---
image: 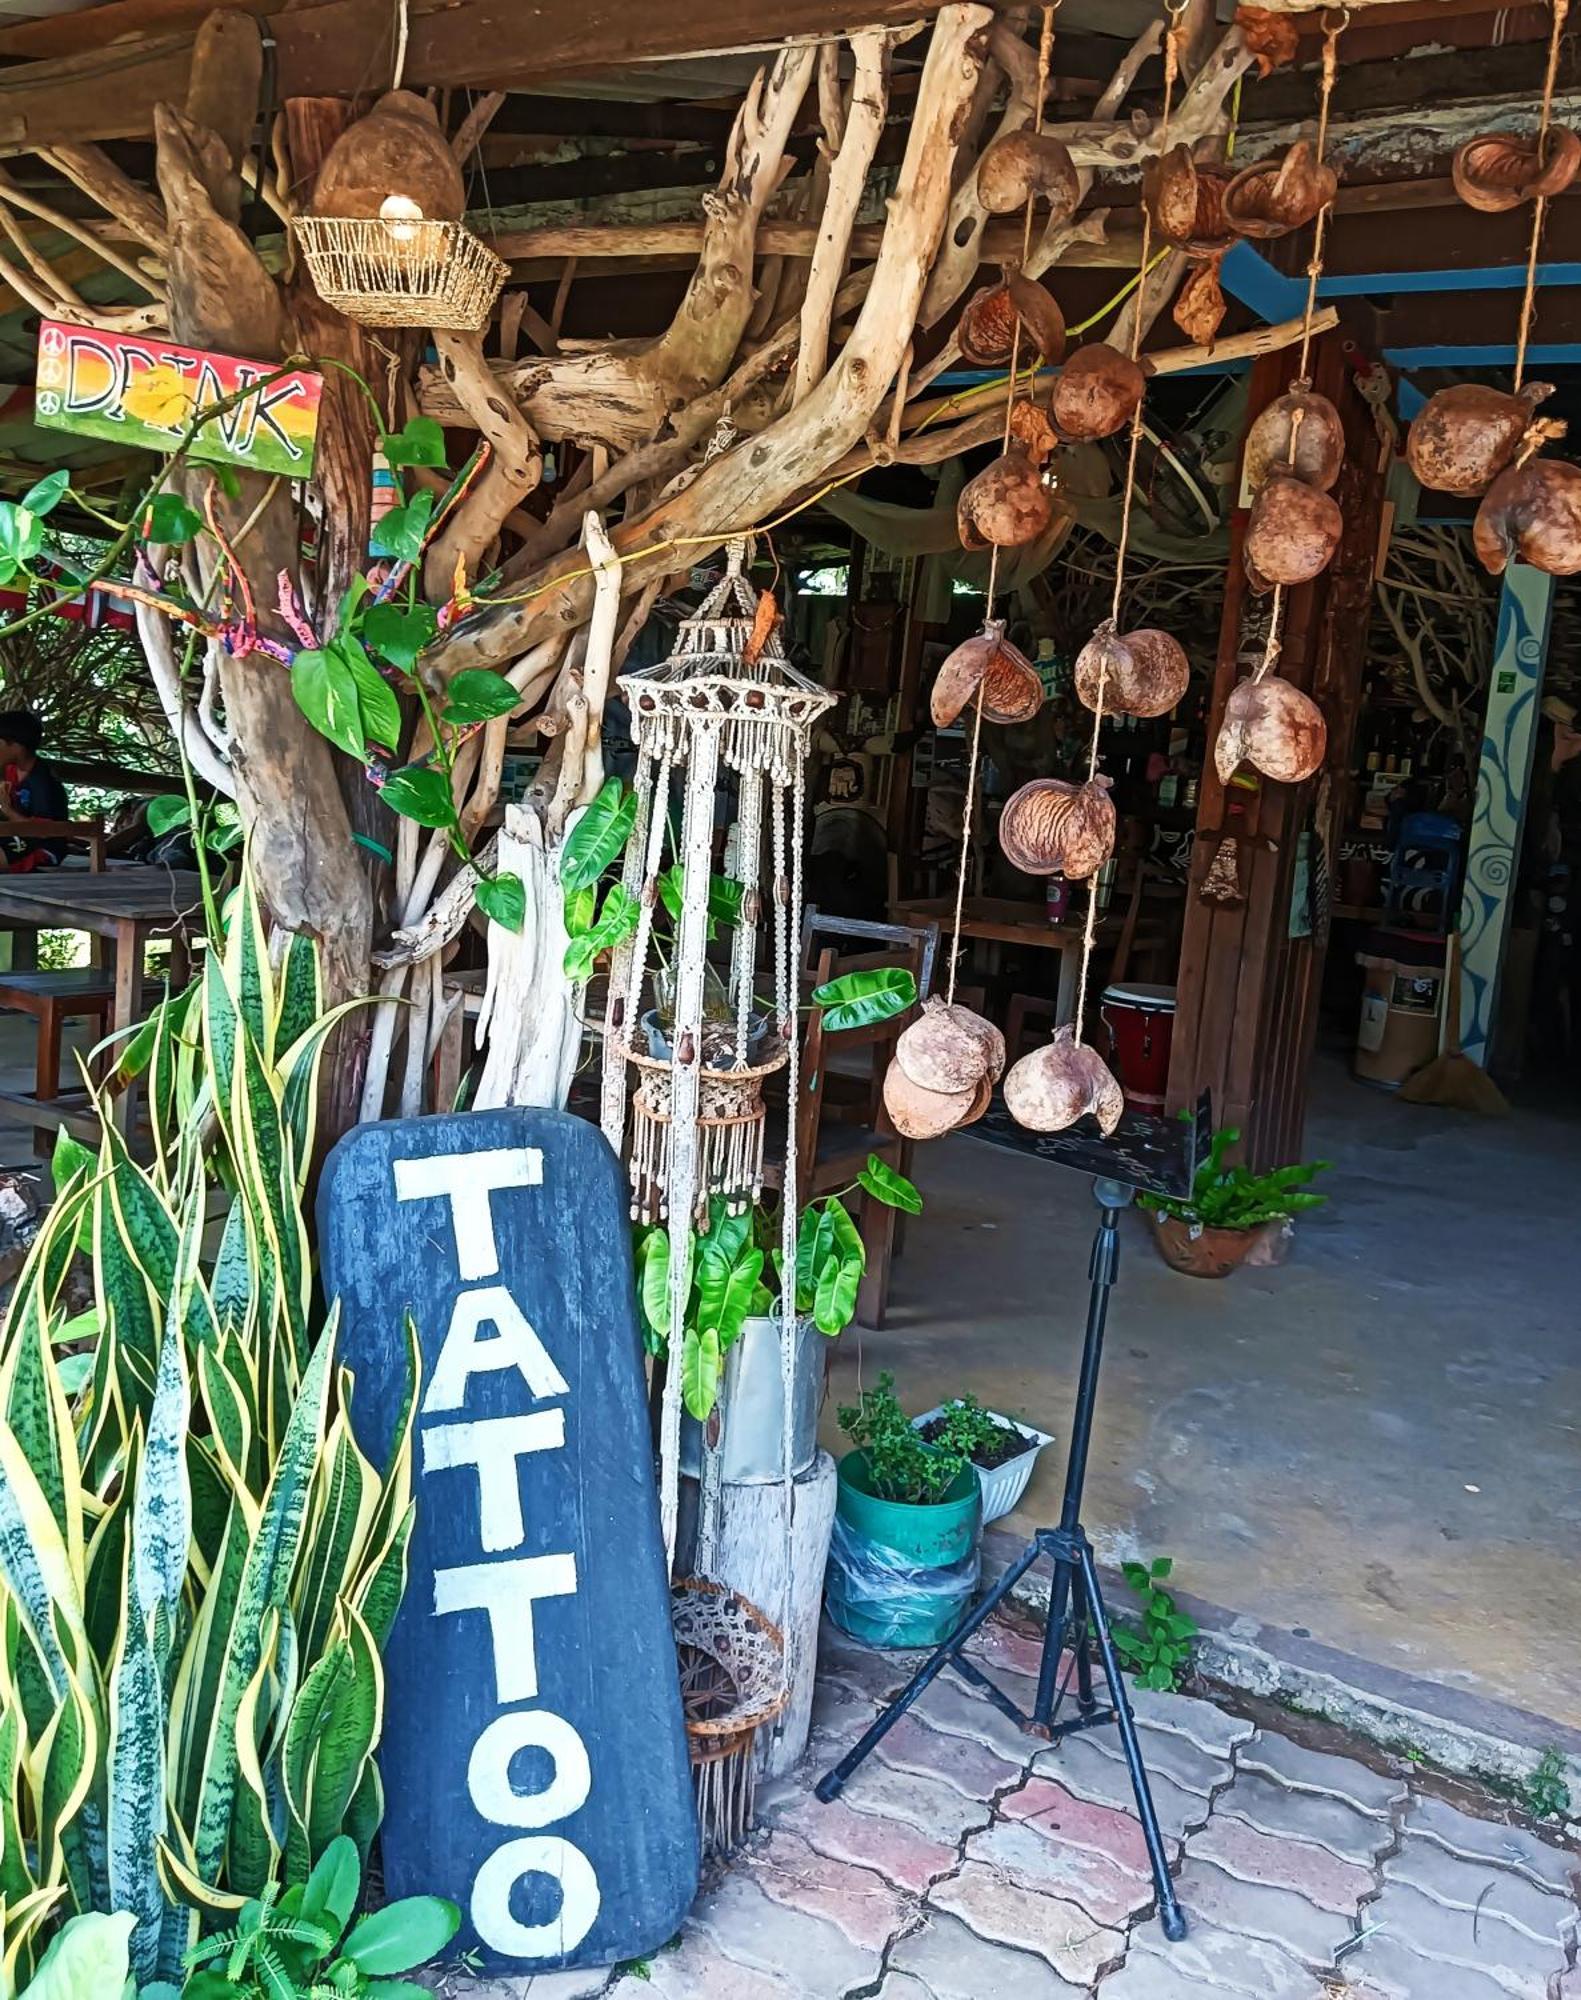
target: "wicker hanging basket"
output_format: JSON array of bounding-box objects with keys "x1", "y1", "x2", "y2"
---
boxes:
[
  {"x1": 673, "y1": 1577, "x2": 788, "y2": 1857},
  {"x1": 292, "y1": 213, "x2": 507, "y2": 331}
]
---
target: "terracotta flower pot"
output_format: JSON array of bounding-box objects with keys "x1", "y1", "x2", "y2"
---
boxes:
[{"x1": 1149, "y1": 1212, "x2": 1293, "y2": 1278}]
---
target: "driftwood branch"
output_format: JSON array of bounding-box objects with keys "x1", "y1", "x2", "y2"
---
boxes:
[
  {"x1": 424, "y1": 327, "x2": 545, "y2": 596},
  {"x1": 795, "y1": 28, "x2": 892, "y2": 404}
]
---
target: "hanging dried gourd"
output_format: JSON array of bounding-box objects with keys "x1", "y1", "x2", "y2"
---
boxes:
[
  {"x1": 1244, "y1": 472, "x2": 1343, "y2": 588},
  {"x1": 958, "y1": 271, "x2": 1066, "y2": 367},
  {"x1": 311, "y1": 90, "x2": 467, "y2": 220},
  {"x1": 1223, "y1": 140, "x2": 1338, "y2": 238},
  {"x1": 1473, "y1": 457, "x2": 1581, "y2": 575},
  {"x1": 1050, "y1": 344, "x2": 1146, "y2": 441},
  {"x1": 1143, "y1": 145, "x2": 1235, "y2": 255},
  {"x1": 958, "y1": 443, "x2": 1054, "y2": 550},
  {"x1": 998, "y1": 774, "x2": 1115, "y2": 878},
  {"x1": 977, "y1": 130, "x2": 1081, "y2": 221},
  {"x1": 1004, "y1": 1026, "x2": 1124, "y2": 1136},
  {"x1": 1173, "y1": 257, "x2": 1229, "y2": 347},
  {"x1": 1214, "y1": 674, "x2": 1327, "y2": 785},
  {"x1": 883, "y1": 1061, "x2": 991, "y2": 1139},
  {"x1": 1407, "y1": 382, "x2": 1559, "y2": 496},
  {"x1": 1452, "y1": 128, "x2": 1581, "y2": 212},
  {"x1": 930, "y1": 622, "x2": 1044, "y2": 727},
  {"x1": 1244, "y1": 389, "x2": 1345, "y2": 493},
  {"x1": 1074, "y1": 622, "x2": 1189, "y2": 719}
]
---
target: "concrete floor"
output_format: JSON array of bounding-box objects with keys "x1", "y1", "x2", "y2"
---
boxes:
[{"x1": 824, "y1": 1055, "x2": 1581, "y2": 1735}]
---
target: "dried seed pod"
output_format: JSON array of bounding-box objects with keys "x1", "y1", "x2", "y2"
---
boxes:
[
  {"x1": 882, "y1": 1056, "x2": 979, "y2": 1140},
  {"x1": 1173, "y1": 257, "x2": 1228, "y2": 347},
  {"x1": 1008, "y1": 396, "x2": 1059, "y2": 467},
  {"x1": 1223, "y1": 141, "x2": 1337, "y2": 239},
  {"x1": 1452, "y1": 128, "x2": 1581, "y2": 213},
  {"x1": 1244, "y1": 472, "x2": 1343, "y2": 587},
  {"x1": 1244, "y1": 389, "x2": 1345, "y2": 494},
  {"x1": 1050, "y1": 344, "x2": 1146, "y2": 442},
  {"x1": 958, "y1": 444, "x2": 1054, "y2": 551},
  {"x1": 998, "y1": 774, "x2": 1116, "y2": 880},
  {"x1": 1005, "y1": 270, "x2": 1066, "y2": 365},
  {"x1": 1143, "y1": 144, "x2": 1234, "y2": 255},
  {"x1": 951, "y1": 1005, "x2": 1007, "y2": 1085},
  {"x1": 1074, "y1": 622, "x2": 1189, "y2": 720},
  {"x1": 1472, "y1": 457, "x2": 1581, "y2": 577},
  {"x1": 1238, "y1": 6, "x2": 1300, "y2": 75},
  {"x1": 958, "y1": 282, "x2": 1019, "y2": 367},
  {"x1": 929, "y1": 622, "x2": 1044, "y2": 728},
  {"x1": 958, "y1": 1072, "x2": 995, "y2": 1130},
  {"x1": 1214, "y1": 674, "x2": 1327, "y2": 786},
  {"x1": 896, "y1": 998, "x2": 990, "y2": 1096},
  {"x1": 977, "y1": 130, "x2": 1081, "y2": 221},
  {"x1": 1004, "y1": 1024, "x2": 1124, "y2": 1137},
  {"x1": 1406, "y1": 382, "x2": 1556, "y2": 497},
  {"x1": 312, "y1": 90, "x2": 468, "y2": 220}
]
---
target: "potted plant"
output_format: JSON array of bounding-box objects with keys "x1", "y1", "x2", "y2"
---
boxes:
[
  {"x1": 647, "y1": 1154, "x2": 923, "y2": 1483},
  {"x1": 911, "y1": 1393, "x2": 1054, "y2": 1524},
  {"x1": 827, "y1": 1373, "x2": 982, "y2": 1648},
  {"x1": 1138, "y1": 1125, "x2": 1331, "y2": 1278}
]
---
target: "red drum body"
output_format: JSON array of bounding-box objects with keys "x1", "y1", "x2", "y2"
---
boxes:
[{"x1": 1099, "y1": 982, "x2": 1177, "y2": 1111}]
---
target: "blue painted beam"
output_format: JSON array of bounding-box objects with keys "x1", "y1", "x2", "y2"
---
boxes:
[
  {"x1": 1383, "y1": 343, "x2": 1581, "y2": 367},
  {"x1": 1221, "y1": 239, "x2": 1581, "y2": 315}
]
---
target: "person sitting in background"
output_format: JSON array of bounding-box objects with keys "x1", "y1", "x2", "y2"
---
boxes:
[{"x1": 0, "y1": 708, "x2": 69, "y2": 870}]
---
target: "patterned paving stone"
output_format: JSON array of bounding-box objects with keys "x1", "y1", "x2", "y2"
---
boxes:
[
  {"x1": 872, "y1": 1709, "x2": 1026, "y2": 1801},
  {"x1": 1186, "y1": 1812, "x2": 1375, "y2": 1915},
  {"x1": 1237, "y1": 1733, "x2": 1407, "y2": 1818},
  {"x1": 743, "y1": 1828, "x2": 913, "y2": 1953},
  {"x1": 914, "y1": 1669, "x2": 1044, "y2": 1768},
  {"x1": 888, "y1": 1908, "x2": 1087, "y2": 1998},
  {"x1": 1124, "y1": 1916, "x2": 1331, "y2": 2000},
  {"x1": 810, "y1": 1758, "x2": 995, "y2": 1848},
  {"x1": 606, "y1": 1932, "x2": 816, "y2": 2000},
  {"x1": 1000, "y1": 1773, "x2": 1165, "y2": 1877},
  {"x1": 1214, "y1": 1769, "x2": 1395, "y2": 1866},
  {"x1": 1172, "y1": 1858, "x2": 1356, "y2": 1969},
  {"x1": 1037, "y1": 1732, "x2": 1209, "y2": 1842},
  {"x1": 770, "y1": 1788, "x2": 960, "y2": 1895},
  {"x1": 1126, "y1": 1685, "x2": 1257, "y2": 1760},
  {"x1": 929, "y1": 1859, "x2": 1127, "y2": 1985},
  {"x1": 1361, "y1": 1880, "x2": 1567, "y2": 2000},
  {"x1": 1405, "y1": 1793, "x2": 1580, "y2": 1896},
  {"x1": 966, "y1": 1818, "x2": 1157, "y2": 1930},
  {"x1": 1036, "y1": 1719, "x2": 1230, "y2": 1800},
  {"x1": 1384, "y1": 1832, "x2": 1578, "y2": 1947},
  {"x1": 1339, "y1": 1931, "x2": 1540, "y2": 2000},
  {"x1": 811, "y1": 1675, "x2": 881, "y2": 1740},
  {"x1": 818, "y1": 1622, "x2": 925, "y2": 1705},
  {"x1": 873, "y1": 1976, "x2": 934, "y2": 2000},
  {"x1": 449, "y1": 1971, "x2": 612, "y2": 1998},
  {"x1": 690, "y1": 1872, "x2": 879, "y2": 1994},
  {"x1": 966, "y1": 1617, "x2": 1049, "y2": 1681}
]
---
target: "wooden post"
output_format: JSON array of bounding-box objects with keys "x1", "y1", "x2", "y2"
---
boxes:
[{"x1": 1167, "y1": 333, "x2": 1391, "y2": 1167}]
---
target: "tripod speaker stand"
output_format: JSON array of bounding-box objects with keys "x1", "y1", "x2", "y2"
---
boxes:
[{"x1": 817, "y1": 1174, "x2": 1188, "y2": 1942}]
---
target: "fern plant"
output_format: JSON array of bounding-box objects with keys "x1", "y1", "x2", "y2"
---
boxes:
[
  {"x1": 0, "y1": 871, "x2": 417, "y2": 1994},
  {"x1": 1138, "y1": 1126, "x2": 1330, "y2": 1233}
]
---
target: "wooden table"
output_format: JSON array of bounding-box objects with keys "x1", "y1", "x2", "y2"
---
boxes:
[
  {"x1": 0, "y1": 866, "x2": 203, "y2": 1136},
  {"x1": 889, "y1": 894, "x2": 1122, "y2": 1026}
]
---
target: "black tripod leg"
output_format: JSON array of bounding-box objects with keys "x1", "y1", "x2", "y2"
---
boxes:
[
  {"x1": 816, "y1": 1534, "x2": 1045, "y2": 1803},
  {"x1": 1070, "y1": 1562, "x2": 1097, "y2": 1716},
  {"x1": 1079, "y1": 1541, "x2": 1187, "y2": 1942},
  {"x1": 1032, "y1": 1552, "x2": 1074, "y2": 1730}
]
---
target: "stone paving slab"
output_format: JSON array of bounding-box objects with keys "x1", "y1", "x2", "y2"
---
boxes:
[
  {"x1": 1238, "y1": 1731, "x2": 1408, "y2": 1818},
  {"x1": 999, "y1": 1772, "x2": 1169, "y2": 1878},
  {"x1": 1098, "y1": 1947, "x2": 1329, "y2": 2000},
  {"x1": 966, "y1": 1814, "x2": 1160, "y2": 1929},
  {"x1": 1405, "y1": 1792, "x2": 1580, "y2": 1895},
  {"x1": 1184, "y1": 1810, "x2": 1376, "y2": 1915},
  {"x1": 1360, "y1": 1880, "x2": 1567, "y2": 2000},
  {"x1": 888, "y1": 1908, "x2": 1087, "y2": 1998},
  {"x1": 807, "y1": 1758, "x2": 996, "y2": 1847},
  {"x1": 928, "y1": 1858, "x2": 1127, "y2": 1984},
  {"x1": 1172, "y1": 1857, "x2": 1356, "y2": 1968},
  {"x1": 1038, "y1": 1731, "x2": 1210, "y2": 1843},
  {"x1": 869, "y1": 1707, "x2": 1026, "y2": 1800},
  {"x1": 604, "y1": 1932, "x2": 815, "y2": 2000},
  {"x1": 1338, "y1": 1930, "x2": 1545, "y2": 2000},
  {"x1": 689, "y1": 1872, "x2": 879, "y2": 1993},
  {"x1": 1122, "y1": 1918, "x2": 1329, "y2": 2000},
  {"x1": 913, "y1": 1668, "x2": 1045, "y2": 1767},
  {"x1": 742, "y1": 1827, "x2": 914, "y2": 1953},
  {"x1": 1034, "y1": 1716, "x2": 1230, "y2": 1800},
  {"x1": 1214, "y1": 1767, "x2": 1396, "y2": 1865},
  {"x1": 767, "y1": 1788, "x2": 960, "y2": 1895},
  {"x1": 1384, "y1": 1831, "x2": 1579, "y2": 1946}
]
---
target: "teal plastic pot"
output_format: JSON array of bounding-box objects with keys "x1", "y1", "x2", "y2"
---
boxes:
[{"x1": 826, "y1": 1448, "x2": 982, "y2": 1648}]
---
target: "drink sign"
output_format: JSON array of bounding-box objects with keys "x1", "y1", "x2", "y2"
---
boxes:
[
  {"x1": 319, "y1": 1107, "x2": 698, "y2": 1972},
  {"x1": 34, "y1": 319, "x2": 321, "y2": 477}
]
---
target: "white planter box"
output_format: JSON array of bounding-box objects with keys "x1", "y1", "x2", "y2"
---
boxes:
[{"x1": 911, "y1": 1404, "x2": 1055, "y2": 1525}]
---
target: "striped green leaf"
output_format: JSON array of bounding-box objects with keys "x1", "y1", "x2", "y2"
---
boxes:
[
  {"x1": 274, "y1": 931, "x2": 322, "y2": 1078},
  {"x1": 224, "y1": 865, "x2": 274, "y2": 1067},
  {"x1": 105, "y1": 1538, "x2": 165, "y2": 1987},
  {"x1": 292, "y1": 1400, "x2": 376, "y2": 1670}
]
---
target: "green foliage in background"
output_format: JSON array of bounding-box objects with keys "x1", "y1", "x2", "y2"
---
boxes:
[
  {"x1": 838, "y1": 1373, "x2": 970, "y2": 1507},
  {"x1": 1113, "y1": 1557, "x2": 1198, "y2": 1692}
]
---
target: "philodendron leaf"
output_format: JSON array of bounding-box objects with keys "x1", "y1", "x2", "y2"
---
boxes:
[
  {"x1": 21, "y1": 468, "x2": 69, "y2": 518},
  {"x1": 561, "y1": 883, "x2": 639, "y2": 983},
  {"x1": 379, "y1": 764, "x2": 456, "y2": 829},
  {"x1": 559, "y1": 777, "x2": 637, "y2": 893},
  {"x1": 368, "y1": 490, "x2": 435, "y2": 564},
  {"x1": 474, "y1": 871, "x2": 526, "y2": 932},
  {"x1": 381, "y1": 416, "x2": 447, "y2": 469},
  {"x1": 292, "y1": 645, "x2": 365, "y2": 759},
  {"x1": 146, "y1": 794, "x2": 192, "y2": 838},
  {"x1": 442, "y1": 669, "x2": 520, "y2": 726},
  {"x1": 811, "y1": 966, "x2": 917, "y2": 1031},
  {"x1": 680, "y1": 1324, "x2": 722, "y2": 1423},
  {"x1": 858, "y1": 1153, "x2": 923, "y2": 1214}
]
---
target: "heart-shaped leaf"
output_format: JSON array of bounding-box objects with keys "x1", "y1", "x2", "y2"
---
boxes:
[
  {"x1": 339, "y1": 635, "x2": 403, "y2": 752},
  {"x1": 475, "y1": 869, "x2": 525, "y2": 931},
  {"x1": 292, "y1": 645, "x2": 364, "y2": 758},
  {"x1": 21, "y1": 468, "x2": 68, "y2": 518},
  {"x1": 857, "y1": 1153, "x2": 922, "y2": 1214},
  {"x1": 363, "y1": 600, "x2": 437, "y2": 671},
  {"x1": 442, "y1": 668, "x2": 519, "y2": 725},
  {"x1": 146, "y1": 794, "x2": 192, "y2": 837},
  {"x1": 379, "y1": 763, "x2": 456, "y2": 828},
  {"x1": 560, "y1": 778, "x2": 637, "y2": 892},
  {"x1": 811, "y1": 965, "x2": 917, "y2": 1031},
  {"x1": 369, "y1": 489, "x2": 435, "y2": 564},
  {"x1": 560, "y1": 881, "x2": 639, "y2": 982},
  {"x1": 382, "y1": 415, "x2": 447, "y2": 469},
  {"x1": 138, "y1": 491, "x2": 203, "y2": 546}
]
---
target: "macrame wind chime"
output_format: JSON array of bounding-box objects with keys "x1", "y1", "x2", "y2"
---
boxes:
[
  {"x1": 601, "y1": 542, "x2": 832, "y2": 1851},
  {"x1": 1405, "y1": 0, "x2": 1581, "y2": 577}
]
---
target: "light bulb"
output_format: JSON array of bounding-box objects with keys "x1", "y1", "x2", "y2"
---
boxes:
[{"x1": 380, "y1": 193, "x2": 424, "y2": 244}]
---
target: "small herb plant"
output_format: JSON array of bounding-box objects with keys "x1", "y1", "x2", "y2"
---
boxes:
[
  {"x1": 636, "y1": 1157, "x2": 922, "y2": 1422},
  {"x1": 917, "y1": 1394, "x2": 1034, "y2": 1471},
  {"x1": 1520, "y1": 1747, "x2": 1573, "y2": 1822},
  {"x1": 1138, "y1": 1126, "x2": 1330, "y2": 1234},
  {"x1": 1113, "y1": 1556, "x2": 1198, "y2": 1693},
  {"x1": 839, "y1": 1373, "x2": 972, "y2": 1506}
]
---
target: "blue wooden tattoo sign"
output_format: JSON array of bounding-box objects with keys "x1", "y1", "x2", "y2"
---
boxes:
[{"x1": 319, "y1": 1106, "x2": 698, "y2": 1973}]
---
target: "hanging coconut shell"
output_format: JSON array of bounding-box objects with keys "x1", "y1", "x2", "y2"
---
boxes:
[
  {"x1": 1222, "y1": 141, "x2": 1337, "y2": 239},
  {"x1": 1050, "y1": 344, "x2": 1146, "y2": 443},
  {"x1": 1214, "y1": 675, "x2": 1327, "y2": 786},
  {"x1": 977, "y1": 130, "x2": 1081, "y2": 221},
  {"x1": 1004, "y1": 1025, "x2": 1124, "y2": 1136},
  {"x1": 958, "y1": 444, "x2": 1054, "y2": 551},
  {"x1": 1173, "y1": 256, "x2": 1228, "y2": 347},
  {"x1": 895, "y1": 997, "x2": 1006, "y2": 1097},
  {"x1": 998, "y1": 774, "x2": 1115, "y2": 880},
  {"x1": 1005, "y1": 270, "x2": 1067, "y2": 365},
  {"x1": 930, "y1": 622, "x2": 1044, "y2": 728},
  {"x1": 1142, "y1": 144, "x2": 1235, "y2": 256},
  {"x1": 1244, "y1": 473, "x2": 1343, "y2": 587},
  {"x1": 1074, "y1": 622, "x2": 1189, "y2": 720},
  {"x1": 958, "y1": 272, "x2": 1065, "y2": 368},
  {"x1": 1405, "y1": 382, "x2": 1557, "y2": 497},
  {"x1": 1472, "y1": 457, "x2": 1581, "y2": 577},
  {"x1": 1238, "y1": 6, "x2": 1301, "y2": 75},
  {"x1": 882, "y1": 1057, "x2": 979, "y2": 1140},
  {"x1": 1452, "y1": 128, "x2": 1581, "y2": 213},
  {"x1": 1244, "y1": 389, "x2": 1345, "y2": 494},
  {"x1": 311, "y1": 90, "x2": 467, "y2": 221}
]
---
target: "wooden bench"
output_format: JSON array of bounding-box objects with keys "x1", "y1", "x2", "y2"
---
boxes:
[{"x1": 0, "y1": 967, "x2": 124, "y2": 1154}]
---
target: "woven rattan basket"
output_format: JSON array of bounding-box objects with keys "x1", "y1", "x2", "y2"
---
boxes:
[
  {"x1": 673, "y1": 1577, "x2": 787, "y2": 1856},
  {"x1": 293, "y1": 214, "x2": 507, "y2": 331}
]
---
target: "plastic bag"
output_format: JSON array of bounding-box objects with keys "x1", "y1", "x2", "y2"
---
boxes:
[{"x1": 824, "y1": 1512, "x2": 980, "y2": 1649}]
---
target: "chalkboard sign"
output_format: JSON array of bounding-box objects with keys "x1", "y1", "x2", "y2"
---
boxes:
[{"x1": 319, "y1": 1107, "x2": 698, "y2": 1973}]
